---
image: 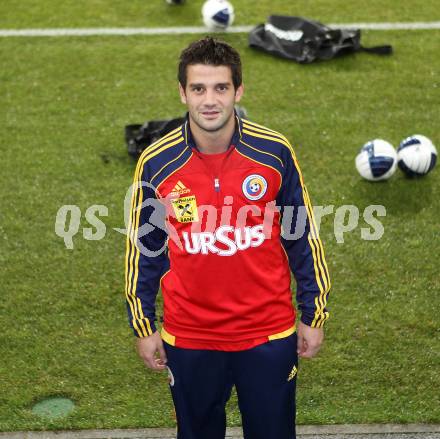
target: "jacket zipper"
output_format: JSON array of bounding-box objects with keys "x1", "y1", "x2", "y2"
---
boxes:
[
  {"x1": 196, "y1": 146, "x2": 235, "y2": 208},
  {"x1": 214, "y1": 178, "x2": 220, "y2": 192},
  {"x1": 213, "y1": 147, "x2": 235, "y2": 207}
]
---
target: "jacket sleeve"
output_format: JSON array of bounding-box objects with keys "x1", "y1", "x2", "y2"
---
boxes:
[
  {"x1": 277, "y1": 143, "x2": 331, "y2": 328},
  {"x1": 125, "y1": 160, "x2": 169, "y2": 337}
]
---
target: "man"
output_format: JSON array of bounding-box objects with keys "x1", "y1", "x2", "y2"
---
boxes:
[{"x1": 125, "y1": 37, "x2": 330, "y2": 439}]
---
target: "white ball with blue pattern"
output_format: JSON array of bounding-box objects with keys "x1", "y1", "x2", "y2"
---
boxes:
[
  {"x1": 397, "y1": 134, "x2": 437, "y2": 177},
  {"x1": 202, "y1": 0, "x2": 234, "y2": 30},
  {"x1": 355, "y1": 139, "x2": 397, "y2": 181}
]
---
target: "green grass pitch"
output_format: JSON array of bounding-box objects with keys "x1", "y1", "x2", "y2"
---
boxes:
[{"x1": 0, "y1": 0, "x2": 439, "y2": 431}]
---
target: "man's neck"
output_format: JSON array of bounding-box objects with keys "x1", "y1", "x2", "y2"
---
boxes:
[{"x1": 190, "y1": 115, "x2": 235, "y2": 154}]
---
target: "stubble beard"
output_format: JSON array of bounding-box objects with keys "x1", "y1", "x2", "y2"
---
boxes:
[{"x1": 191, "y1": 108, "x2": 234, "y2": 134}]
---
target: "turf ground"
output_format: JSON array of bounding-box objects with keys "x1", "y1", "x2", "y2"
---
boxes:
[{"x1": 0, "y1": 0, "x2": 439, "y2": 432}]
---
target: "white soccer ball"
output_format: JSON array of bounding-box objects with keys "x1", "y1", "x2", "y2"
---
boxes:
[
  {"x1": 202, "y1": 0, "x2": 234, "y2": 30},
  {"x1": 250, "y1": 182, "x2": 260, "y2": 193},
  {"x1": 355, "y1": 139, "x2": 397, "y2": 181},
  {"x1": 397, "y1": 134, "x2": 437, "y2": 177}
]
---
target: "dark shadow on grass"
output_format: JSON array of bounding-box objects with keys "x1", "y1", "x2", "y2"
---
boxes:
[
  {"x1": 350, "y1": 174, "x2": 434, "y2": 215},
  {"x1": 99, "y1": 151, "x2": 136, "y2": 166}
]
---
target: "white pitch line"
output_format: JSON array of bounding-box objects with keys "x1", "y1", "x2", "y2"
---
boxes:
[
  {"x1": 0, "y1": 22, "x2": 440, "y2": 37},
  {"x1": 333, "y1": 21, "x2": 440, "y2": 30},
  {"x1": 0, "y1": 26, "x2": 252, "y2": 37}
]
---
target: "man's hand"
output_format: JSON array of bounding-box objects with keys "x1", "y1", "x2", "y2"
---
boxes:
[
  {"x1": 297, "y1": 321, "x2": 324, "y2": 358},
  {"x1": 136, "y1": 331, "x2": 168, "y2": 370}
]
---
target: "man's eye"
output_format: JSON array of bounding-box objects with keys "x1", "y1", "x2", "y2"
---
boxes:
[
  {"x1": 193, "y1": 87, "x2": 204, "y2": 93},
  {"x1": 217, "y1": 85, "x2": 228, "y2": 92}
]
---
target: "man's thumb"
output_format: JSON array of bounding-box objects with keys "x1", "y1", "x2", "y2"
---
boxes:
[{"x1": 157, "y1": 342, "x2": 168, "y2": 363}]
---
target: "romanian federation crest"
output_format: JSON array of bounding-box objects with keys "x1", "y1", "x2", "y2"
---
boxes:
[{"x1": 242, "y1": 174, "x2": 268, "y2": 201}]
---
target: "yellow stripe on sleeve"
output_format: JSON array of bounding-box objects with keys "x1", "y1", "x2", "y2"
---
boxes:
[
  {"x1": 243, "y1": 126, "x2": 331, "y2": 326},
  {"x1": 242, "y1": 119, "x2": 289, "y2": 141},
  {"x1": 239, "y1": 138, "x2": 285, "y2": 168},
  {"x1": 128, "y1": 138, "x2": 184, "y2": 335},
  {"x1": 156, "y1": 153, "x2": 194, "y2": 194},
  {"x1": 302, "y1": 189, "x2": 330, "y2": 291},
  {"x1": 303, "y1": 186, "x2": 331, "y2": 289},
  {"x1": 125, "y1": 131, "x2": 184, "y2": 336},
  {"x1": 150, "y1": 146, "x2": 190, "y2": 184},
  {"x1": 125, "y1": 128, "x2": 183, "y2": 321},
  {"x1": 235, "y1": 148, "x2": 282, "y2": 190}
]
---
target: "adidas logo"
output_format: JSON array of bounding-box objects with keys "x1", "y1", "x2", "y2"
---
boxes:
[
  {"x1": 287, "y1": 365, "x2": 297, "y2": 382},
  {"x1": 169, "y1": 180, "x2": 191, "y2": 197}
]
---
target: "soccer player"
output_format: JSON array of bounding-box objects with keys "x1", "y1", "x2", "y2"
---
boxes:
[{"x1": 125, "y1": 37, "x2": 330, "y2": 439}]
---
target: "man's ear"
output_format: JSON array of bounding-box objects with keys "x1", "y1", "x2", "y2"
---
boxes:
[
  {"x1": 234, "y1": 84, "x2": 244, "y2": 103},
  {"x1": 179, "y1": 83, "x2": 187, "y2": 104}
]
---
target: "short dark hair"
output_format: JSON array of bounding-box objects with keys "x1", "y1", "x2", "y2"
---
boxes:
[{"x1": 178, "y1": 37, "x2": 242, "y2": 90}]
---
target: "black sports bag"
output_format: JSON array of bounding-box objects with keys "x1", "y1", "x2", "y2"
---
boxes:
[
  {"x1": 249, "y1": 15, "x2": 392, "y2": 64},
  {"x1": 125, "y1": 117, "x2": 185, "y2": 158}
]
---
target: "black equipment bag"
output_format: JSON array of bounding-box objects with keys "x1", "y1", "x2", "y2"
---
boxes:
[
  {"x1": 249, "y1": 15, "x2": 392, "y2": 64},
  {"x1": 125, "y1": 117, "x2": 185, "y2": 158}
]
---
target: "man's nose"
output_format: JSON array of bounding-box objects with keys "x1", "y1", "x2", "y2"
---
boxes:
[{"x1": 204, "y1": 88, "x2": 217, "y2": 106}]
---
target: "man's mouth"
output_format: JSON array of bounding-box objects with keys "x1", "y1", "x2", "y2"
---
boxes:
[{"x1": 201, "y1": 110, "x2": 220, "y2": 119}]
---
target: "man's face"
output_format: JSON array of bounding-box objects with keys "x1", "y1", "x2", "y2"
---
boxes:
[{"x1": 179, "y1": 64, "x2": 243, "y2": 133}]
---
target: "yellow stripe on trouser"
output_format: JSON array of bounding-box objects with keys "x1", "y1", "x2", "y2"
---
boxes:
[
  {"x1": 161, "y1": 325, "x2": 296, "y2": 346},
  {"x1": 268, "y1": 325, "x2": 296, "y2": 341},
  {"x1": 161, "y1": 327, "x2": 176, "y2": 346}
]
